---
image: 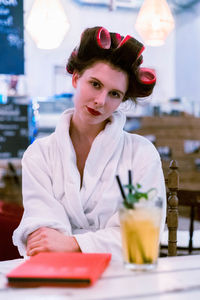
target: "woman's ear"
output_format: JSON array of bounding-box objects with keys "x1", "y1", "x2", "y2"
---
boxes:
[{"x1": 72, "y1": 72, "x2": 80, "y2": 88}]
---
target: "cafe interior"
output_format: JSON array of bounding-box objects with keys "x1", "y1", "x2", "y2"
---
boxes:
[{"x1": 0, "y1": 0, "x2": 200, "y2": 298}]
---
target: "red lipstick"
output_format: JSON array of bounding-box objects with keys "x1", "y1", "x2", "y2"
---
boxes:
[{"x1": 87, "y1": 107, "x2": 101, "y2": 116}]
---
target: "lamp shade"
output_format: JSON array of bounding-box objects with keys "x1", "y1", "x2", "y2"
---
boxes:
[
  {"x1": 26, "y1": 0, "x2": 70, "y2": 50},
  {"x1": 135, "y1": 0, "x2": 175, "y2": 46}
]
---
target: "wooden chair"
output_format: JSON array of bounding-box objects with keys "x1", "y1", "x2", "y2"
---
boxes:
[
  {"x1": 165, "y1": 160, "x2": 179, "y2": 256},
  {"x1": 176, "y1": 189, "x2": 200, "y2": 254},
  {"x1": 163, "y1": 160, "x2": 200, "y2": 256}
]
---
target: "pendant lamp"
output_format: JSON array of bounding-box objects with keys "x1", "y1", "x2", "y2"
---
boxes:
[
  {"x1": 135, "y1": 0, "x2": 175, "y2": 46},
  {"x1": 26, "y1": 0, "x2": 70, "y2": 50}
]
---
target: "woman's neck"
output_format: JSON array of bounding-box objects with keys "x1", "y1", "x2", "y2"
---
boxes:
[{"x1": 70, "y1": 115, "x2": 107, "y2": 143}]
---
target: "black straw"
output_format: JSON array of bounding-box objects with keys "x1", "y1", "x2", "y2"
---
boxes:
[
  {"x1": 128, "y1": 170, "x2": 132, "y2": 194},
  {"x1": 116, "y1": 175, "x2": 126, "y2": 200}
]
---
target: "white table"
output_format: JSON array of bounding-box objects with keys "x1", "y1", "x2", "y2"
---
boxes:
[{"x1": 1, "y1": 255, "x2": 200, "y2": 300}]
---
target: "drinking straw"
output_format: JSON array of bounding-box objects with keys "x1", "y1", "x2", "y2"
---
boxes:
[
  {"x1": 128, "y1": 169, "x2": 132, "y2": 195},
  {"x1": 116, "y1": 175, "x2": 126, "y2": 201}
]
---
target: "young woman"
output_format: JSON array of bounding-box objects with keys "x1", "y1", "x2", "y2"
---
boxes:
[{"x1": 13, "y1": 27, "x2": 166, "y2": 261}]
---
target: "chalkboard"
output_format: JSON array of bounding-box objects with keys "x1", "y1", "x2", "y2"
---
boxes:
[
  {"x1": 0, "y1": 99, "x2": 30, "y2": 158},
  {"x1": 0, "y1": 0, "x2": 24, "y2": 75}
]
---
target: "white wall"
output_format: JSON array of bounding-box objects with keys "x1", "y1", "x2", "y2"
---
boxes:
[
  {"x1": 24, "y1": 0, "x2": 176, "y2": 102},
  {"x1": 175, "y1": 2, "x2": 200, "y2": 104}
]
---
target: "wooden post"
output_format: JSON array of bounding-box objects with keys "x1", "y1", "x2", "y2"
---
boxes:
[{"x1": 167, "y1": 160, "x2": 179, "y2": 256}]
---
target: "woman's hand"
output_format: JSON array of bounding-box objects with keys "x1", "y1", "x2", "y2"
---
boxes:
[{"x1": 26, "y1": 227, "x2": 81, "y2": 256}]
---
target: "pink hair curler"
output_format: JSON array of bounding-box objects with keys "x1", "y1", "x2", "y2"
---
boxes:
[
  {"x1": 137, "y1": 45, "x2": 145, "y2": 59},
  {"x1": 138, "y1": 68, "x2": 156, "y2": 85},
  {"x1": 117, "y1": 35, "x2": 132, "y2": 48},
  {"x1": 96, "y1": 27, "x2": 111, "y2": 49},
  {"x1": 118, "y1": 35, "x2": 144, "y2": 59},
  {"x1": 115, "y1": 33, "x2": 122, "y2": 45}
]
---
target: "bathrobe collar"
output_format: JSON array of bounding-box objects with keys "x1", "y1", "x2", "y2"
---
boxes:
[{"x1": 55, "y1": 108, "x2": 126, "y2": 228}]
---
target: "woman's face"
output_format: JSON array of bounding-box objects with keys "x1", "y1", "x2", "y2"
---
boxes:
[{"x1": 72, "y1": 61, "x2": 128, "y2": 127}]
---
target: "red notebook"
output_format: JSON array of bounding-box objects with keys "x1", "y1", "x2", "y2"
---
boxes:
[{"x1": 6, "y1": 252, "x2": 111, "y2": 287}]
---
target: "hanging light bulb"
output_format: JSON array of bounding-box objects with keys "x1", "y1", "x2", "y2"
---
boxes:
[
  {"x1": 26, "y1": 0, "x2": 70, "y2": 50},
  {"x1": 135, "y1": 0, "x2": 175, "y2": 46}
]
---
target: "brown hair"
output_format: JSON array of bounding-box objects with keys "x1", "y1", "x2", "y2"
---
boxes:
[{"x1": 66, "y1": 26, "x2": 156, "y2": 102}]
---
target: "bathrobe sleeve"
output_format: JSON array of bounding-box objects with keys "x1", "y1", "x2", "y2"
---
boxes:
[
  {"x1": 73, "y1": 141, "x2": 166, "y2": 262},
  {"x1": 12, "y1": 142, "x2": 72, "y2": 257},
  {"x1": 74, "y1": 213, "x2": 122, "y2": 261}
]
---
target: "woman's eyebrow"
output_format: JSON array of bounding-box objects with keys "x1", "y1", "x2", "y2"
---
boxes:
[
  {"x1": 90, "y1": 77, "x2": 125, "y2": 96},
  {"x1": 90, "y1": 76, "x2": 102, "y2": 84}
]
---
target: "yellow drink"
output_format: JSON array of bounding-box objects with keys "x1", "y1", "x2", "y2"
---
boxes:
[{"x1": 119, "y1": 206, "x2": 161, "y2": 268}]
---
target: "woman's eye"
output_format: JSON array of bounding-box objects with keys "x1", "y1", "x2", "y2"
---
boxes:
[
  {"x1": 110, "y1": 91, "x2": 120, "y2": 98},
  {"x1": 91, "y1": 81, "x2": 100, "y2": 88}
]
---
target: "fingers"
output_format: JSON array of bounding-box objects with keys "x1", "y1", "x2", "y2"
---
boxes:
[
  {"x1": 26, "y1": 227, "x2": 50, "y2": 256},
  {"x1": 26, "y1": 227, "x2": 80, "y2": 256},
  {"x1": 28, "y1": 227, "x2": 47, "y2": 240},
  {"x1": 27, "y1": 238, "x2": 50, "y2": 256},
  {"x1": 27, "y1": 246, "x2": 48, "y2": 256},
  {"x1": 27, "y1": 227, "x2": 51, "y2": 246}
]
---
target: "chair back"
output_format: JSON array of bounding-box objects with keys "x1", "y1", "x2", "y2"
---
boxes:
[
  {"x1": 166, "y1": 160, "x2": 179, "y2": 256},
  {"x1": 177, "y1": 189, "x2": 200, "y2": 253}
]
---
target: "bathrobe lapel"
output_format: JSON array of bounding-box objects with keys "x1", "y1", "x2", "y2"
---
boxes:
[
  {"x1": 82, "y1": 111, "x2": 126, "y2": 201},
  {"x1": 55, "y1": 109, "x2": 89, "y2": 228},
  {"x1": 55, "y1": 109, "x2": 126, "y2": 229}
]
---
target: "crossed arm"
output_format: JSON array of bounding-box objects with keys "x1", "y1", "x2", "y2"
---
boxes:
[
  {"x1": 26, "y1": 227, "x2": 81, "y2": 256},
  {"x1": 18, "y1": 137, "x2": 166, "y2": 259}
]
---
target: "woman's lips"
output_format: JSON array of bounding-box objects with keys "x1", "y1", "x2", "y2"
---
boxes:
[{"x1": 86, "y1": 106, "x2": 101, "y2": 116}]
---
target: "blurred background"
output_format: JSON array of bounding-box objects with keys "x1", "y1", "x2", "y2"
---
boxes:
[
  {"x1": 0, "y1": 0, "x2": 200, "y2": 259},
  {"x1": 1, "y1": 0, "x2": 200, "y2": 139}
]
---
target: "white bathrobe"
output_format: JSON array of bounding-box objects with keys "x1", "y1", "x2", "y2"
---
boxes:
[{"x1": 13, "y1": 108, "x2": 166, "y2": 261}]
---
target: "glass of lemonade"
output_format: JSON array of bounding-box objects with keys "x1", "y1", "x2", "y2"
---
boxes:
[{"x1": 119, "y1": 198, "x2": 162, "y2": 270}]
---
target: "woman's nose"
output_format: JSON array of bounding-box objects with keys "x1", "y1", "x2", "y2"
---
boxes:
[{"x1": 94, "y1": 91, "x2": 107, "y2": 106}]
